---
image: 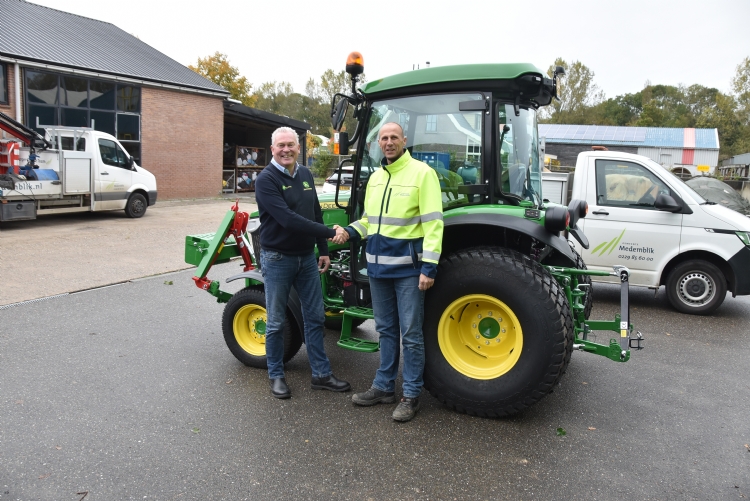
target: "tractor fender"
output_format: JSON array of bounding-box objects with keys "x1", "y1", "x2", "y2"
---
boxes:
[
  {"x1": 444, "y1": 213, "x2": 577, "y2": 265},
  {"x1": 225, "y1": 270, "x2": 305, "y2": 338}
]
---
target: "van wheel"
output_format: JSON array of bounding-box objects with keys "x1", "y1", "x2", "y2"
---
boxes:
[
  {"x1": 125, "y1": 192, "x2": 147, "y2": 218},
  {"x1": 666, "y1": 260, "x2": 727, "y2": 315},
  {"x1": 423, "y1": 247, "x2": 574, "y2": 417},
  {"x1": 222, "y1": 288, "x2": 303, "y2": 368}
]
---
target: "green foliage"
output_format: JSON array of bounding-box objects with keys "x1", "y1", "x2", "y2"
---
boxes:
[
  {"x1": 541, "y1": 55, "x2": 750, "y2": 158},
  {"x1": 311, "y1": 147, "x2": 334, "y2": 178},
  {"x1": 542, "y1": 58, "x2": 604, "y2": 123},
  {"x1": 189, "y1": 52, "x2": 256, "y2": 107}
]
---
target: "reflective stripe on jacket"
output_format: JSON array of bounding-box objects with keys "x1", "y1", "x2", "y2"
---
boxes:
[{"x1": 351, "y1": 150, "x2": 443, "y2": 279}]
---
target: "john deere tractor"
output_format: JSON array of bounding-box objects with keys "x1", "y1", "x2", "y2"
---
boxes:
[{"x1": 185, "y1": 53, "x2": 643, "y2": 417}]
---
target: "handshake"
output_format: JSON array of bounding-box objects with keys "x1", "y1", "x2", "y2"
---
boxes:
[{"x1": 330, "y1": 225, "x2": 349, "y2": 245}]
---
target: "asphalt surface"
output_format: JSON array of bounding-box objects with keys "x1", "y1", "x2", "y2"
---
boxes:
[
  {"x1": 1, "y1": 203, "x2": 750, "y2": 500},
  {"x1": 0, "y1": 195, "x2": 256, "y2": 306}
]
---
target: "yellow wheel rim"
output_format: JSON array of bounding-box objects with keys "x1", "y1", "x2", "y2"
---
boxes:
[
  {"x1": 437, "y1": 294, "x2": 523, "y2": 380},
  {"x1": 233, "y1": 304, "x2": 267, "y2": 356}
]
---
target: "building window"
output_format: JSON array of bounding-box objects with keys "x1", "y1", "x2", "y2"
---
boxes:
[
  {"x1": 25, "y1": 70, "x2": 141, "y2": 164},
  {"x1": 398, "y1": 112, "x2": 409, "y2": 130},
  {"x1": 426, "y1": 114, "x2": 437, "y2": 132},
  {"x1": 467, "y1": 138, "x2": 481, "y2": 163},
  {"x1": 0, "y1": 64, "x2": 8, "y2": 105}
]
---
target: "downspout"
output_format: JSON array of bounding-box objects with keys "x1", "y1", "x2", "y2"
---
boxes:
[{"x1": 14, "y1": 63, "x2": 21, "y2": 122}]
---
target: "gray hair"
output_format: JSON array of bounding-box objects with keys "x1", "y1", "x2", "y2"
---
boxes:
[{"x1": 271, "y1": 127, "x2": 299, "y2": 146}]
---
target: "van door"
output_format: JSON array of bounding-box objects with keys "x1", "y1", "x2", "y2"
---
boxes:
[
  {"x1": 96, "y1": 138, "x2": 132, "y2": 209},
  {"x1": 578, "y1": 157, "x2": 682, "y2": 286}
]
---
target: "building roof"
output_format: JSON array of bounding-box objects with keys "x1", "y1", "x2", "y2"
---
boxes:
[
  {"x1": 223, "y1": 101, "x2": 311, "y2": 131},
  {"x1": 0, "y1": 0, "x2": 228, "y2": 95},
  {"x1": 539, "y1": 124, "x2": 719, "y2": 149}
]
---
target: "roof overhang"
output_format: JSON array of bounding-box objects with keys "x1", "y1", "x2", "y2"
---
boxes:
[
  {"x1": 223, "y1": 101, "x2": 311, "y2": 131},
  {"x1": 0, "y1": 54, "x2": 230, "y2": 98}
]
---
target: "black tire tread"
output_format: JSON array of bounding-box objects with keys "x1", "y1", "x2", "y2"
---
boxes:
[
  {"x1": 424, "y1": 246, "x2": 574, "y2": 418},
  {"x1": 221, "y1": 287, "x2": 303, "y2": 368},
  {"x1": 665, "y1": 259, "x2": 727, "y2": 315}
]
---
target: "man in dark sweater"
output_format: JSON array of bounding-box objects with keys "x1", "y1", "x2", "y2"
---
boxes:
[{"x1": 254, "y1": 126, "x2": 350, "y2": 399}]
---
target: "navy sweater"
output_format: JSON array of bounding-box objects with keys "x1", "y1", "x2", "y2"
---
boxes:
[{"x1": 255, "y1": 163, "x2": 335, "y2": 256}]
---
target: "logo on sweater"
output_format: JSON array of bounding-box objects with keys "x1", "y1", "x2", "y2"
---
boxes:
[
  {"x1": 302, "y1": 181, "x2": 312, "y2": 190},
  {"x1": 282, "y1": 185, "x2": 292, "y2": 190}
]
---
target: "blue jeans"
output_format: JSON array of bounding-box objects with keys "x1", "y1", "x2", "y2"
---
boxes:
[
  {"x1": 369, "y1": 275, "x2": 425, "y2": 398},
  {"x1": 260, "y1": 249, "x2": 331, "y2": 380}
]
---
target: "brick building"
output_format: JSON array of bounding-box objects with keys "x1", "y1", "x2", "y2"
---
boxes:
[{"x1": 0, "y1": 0, "x2": 309, "y2": 199}]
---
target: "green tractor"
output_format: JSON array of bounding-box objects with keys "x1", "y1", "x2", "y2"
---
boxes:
[{"x1": 185, "y1": 53, "x2": 643, "y2": 417}]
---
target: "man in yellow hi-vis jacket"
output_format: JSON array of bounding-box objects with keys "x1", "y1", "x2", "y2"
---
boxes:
[{"x1": 335, "y1": 122, "x2": 443, "y2": 422}]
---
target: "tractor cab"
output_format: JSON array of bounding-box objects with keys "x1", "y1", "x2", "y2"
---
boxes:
[{"x1": 330, "y1": 53, "x2": 565, "y2": 217}]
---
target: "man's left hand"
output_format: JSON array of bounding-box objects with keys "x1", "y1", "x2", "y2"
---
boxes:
[
  {"x1": 418, "y1": 274, "x2": 434, "y2": 291},
  {"x1": 319, "y1": 256, "x2": 331, "y2": 273}
]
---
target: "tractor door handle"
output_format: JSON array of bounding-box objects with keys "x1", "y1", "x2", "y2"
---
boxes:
[{"x1": 592, "y1": 210, "x2": 609, "y2": 216}]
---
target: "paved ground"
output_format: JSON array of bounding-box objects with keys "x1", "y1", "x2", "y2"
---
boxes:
[
  {"x1": 1, "y1": 199, "x2": 749, "y2": 500},
  {"x1": 0, "y1": 196, "x2": 256, "y2": 306}
]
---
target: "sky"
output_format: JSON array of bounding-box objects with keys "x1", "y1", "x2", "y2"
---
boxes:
[{"x1": 27, "y1": 0, "x2": 750, "y2": 100}]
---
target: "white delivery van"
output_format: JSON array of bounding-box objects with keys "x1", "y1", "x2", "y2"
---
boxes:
[
  {"x1": 569, "y1": 150, "x2": 750, "y2": 315},
  {"x1": 0, "y1": 123, "x2": 157, "y2": 221}
]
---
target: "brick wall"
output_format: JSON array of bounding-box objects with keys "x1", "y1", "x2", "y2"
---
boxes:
[
  {"x1": 141, "y1": 87, "x2": 223, "y2": 199},
  {"x1": 0, "y1": 63, "x2": 22, "y2": 122}
]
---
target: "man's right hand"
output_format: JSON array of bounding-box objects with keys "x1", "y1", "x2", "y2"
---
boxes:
[{"x1": 331, "y1": 225, "x2": 349, "y2": 245}]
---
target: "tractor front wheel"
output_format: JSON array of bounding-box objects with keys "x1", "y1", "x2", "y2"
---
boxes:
[
  {"x1": 221, "y1": 288, "x2": 302, "y2": 368},
  {"x1": 423, "y1": 247, "x2": 574, "y2": 417}
]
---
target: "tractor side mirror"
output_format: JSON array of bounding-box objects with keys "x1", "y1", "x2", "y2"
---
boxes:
[{"x1": 331, "y1": 97, "x2": 349, "y2": 131}]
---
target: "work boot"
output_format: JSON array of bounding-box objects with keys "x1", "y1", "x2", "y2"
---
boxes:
[
  {"x1": 352, "y1": 387, "x2": 396, "y2": 406},
  {"x1": 311, "y1": 374, "x2": 351, "y2": 392},
  {"x1": 392, "y1": 397, "x2": 420, "y2": 422}
]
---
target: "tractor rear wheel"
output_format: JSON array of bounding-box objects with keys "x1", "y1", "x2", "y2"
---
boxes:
[
  {"x1": 222, "y1": 288, "x2": 303, "y2": 368},
  {"x1": 423, "y1": 247, "x2": 574, "y2": 417}
]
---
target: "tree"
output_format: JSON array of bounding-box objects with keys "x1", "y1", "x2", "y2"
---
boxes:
[
  {"x1": 189, "y1": 52, "x2": 256, "y2": 107},
  {"x1": 253, "y1": 81, "x2": 295, "y2": 115},
  {"x1": 696, "y1": 92, "x2": 743, "y2": 157},
  {"x1": 590, "y1": 92, "x2": 642, "y2": 125},
  {"x1": 304, "y1": 69, "x2": 367, "y2": 135},
  {"x1": 731, "y1": 56, "x2": 750, "y2": 127},
  {"x1": 542, "y1": 58, "x2": 604, "y2": 124}
]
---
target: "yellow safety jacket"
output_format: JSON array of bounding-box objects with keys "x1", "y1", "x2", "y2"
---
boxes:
[{"x1": 349, "y1": 150, "x2": 444, "y2": 279}]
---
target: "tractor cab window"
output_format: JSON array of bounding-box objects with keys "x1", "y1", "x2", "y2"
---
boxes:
[
  {"x1": 497, "y1": 104, "x2": 541, "y2": 204},
  {"x1": 362, "y1": 93, "x2": 486, "y2": 210}
]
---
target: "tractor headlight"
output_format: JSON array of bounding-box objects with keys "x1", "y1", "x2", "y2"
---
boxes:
[{"x1": 736, "y1": 231, "x2": 750, "y2": 246}]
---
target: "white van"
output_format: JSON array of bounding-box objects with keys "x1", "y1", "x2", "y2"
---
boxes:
[
  {"x1": 569, "y1": 150, "x2": 750, "y2": 315},
  {"x1": 0, "y1": 125, "x2": 157, "y2": 221}
]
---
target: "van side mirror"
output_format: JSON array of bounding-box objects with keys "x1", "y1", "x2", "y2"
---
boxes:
[
  {"x1": 128, "y1": 156, "x2": 134, "y2": 168},
  {"x1": 654, "y1": 193, "x2": 681, "y2": 212}
]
